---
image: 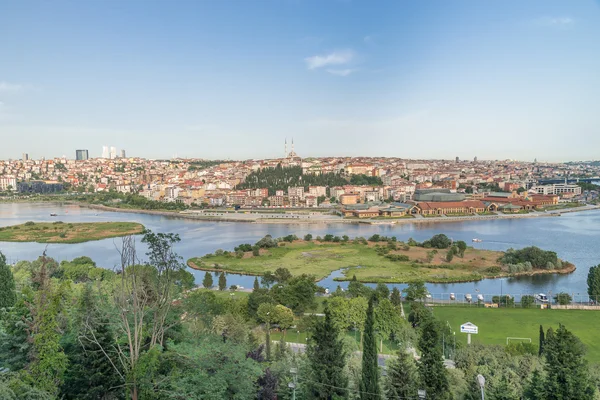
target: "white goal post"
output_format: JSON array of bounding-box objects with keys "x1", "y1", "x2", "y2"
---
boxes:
[{"x1": 506, "y1": 337, "x2": 532, "y2": 345}]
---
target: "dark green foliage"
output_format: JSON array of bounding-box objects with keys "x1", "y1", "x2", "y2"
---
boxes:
[
  {"x1": 271, "y1": 274, "x2": 317, "y2": 314},
  {"x1": 281, "y1": 234, "x2": 298, "y2": 243},
  {"x1": 418, "y1": 317, "x2": 450, "y2": 399},
  {"x1": 500, "y1": 247, "x2": 559, "y2": 269},
  {"x1": 234, "y1": 243, "x2": 253, "y2": 252},
  {"x1": 587, "y1": 265, "x2": 600, "y2": 300},
  {"x1": 273, "y1": 267, "x2": 292, "y2": 283},
  {"x1": 349, "y1": 174, "x2": 383, "y2": 185},
  {"x1": 403, "y1": 281, "x2": 428, "y2": 302},
  {"x1": 253, "y1": 276, "x2": 260, "y2": 291},
  {"x1": 455, "y1": 240, "x2": 467, "y2": 257},
  {"x1": 348, "y1": 275, "x2": 372, "y2": 298},
  {"x1": 374, "y1": 283, "x2": 390, "y2": 301},
  {"x1": 521, "y1": 295, "x2": 535, "y2": 308},
  {"x1": 390, "y1": 287, "x2": 402, "y2": 307},
  {"x1": 385, "y1": 350, "x2": 419, "y2": 400},
  {"x1": 219, "y1": 272, "x2": 227, "y2": 291},
  {"x1": 553, "y1": 292, "x2": 572, "y2": 305},
  {"x1": 247, "y1": 288, "x2": 274, "y2": 320},
  {"x1": 446, "y1": 250, "x2": 454, "y2": 262},
  {"x1": 307, "y1": 308, "x2": 348, "y2": 399},
  {"x1": 262, "y1": 271, "x2": 276, "y2": 287},
  {"x1": 0, "y1": 288, "x2": 34, "y2": 371},
  {"x1": 492, "y1": 295, "x2": 515, "y2": 307},
  {"x1": 543, "y1": 324, "x2": 595, "y2": 399},
  {"x1": 422, "y1": 234, "x2": 452, "y2": 249},
  {"x1": 524, "y1": 369, "x2": 546, "y2": 400},
  {"x1": 304, "y1": 233, "x2": 313, "y2": 241},
  {"x1": 539, "y1": 325, "x2": 545, "y2": 356},
  {"x1": 360, "y1": 296, "x2": 380, "y2": 400},
  {"x1": 256, "y1": 235, "x2": 278, "y2": 249},
  {"x1": 385, "y1": 254, "x2": 410, "y2": 262},
  {"x1": 0, "y1": 252, "x2": 16, "y2": 308},
  {"x1": 61, "y1": 285, "x2": 121, "y2": 400},
  {"x1": 202, "y1": 271, "x2": 213, "y2": 289}
]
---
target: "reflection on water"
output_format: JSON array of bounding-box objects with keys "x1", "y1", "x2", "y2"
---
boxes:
[{"x1": 1, "y1": 202, "x2": 599, "y2": 295}]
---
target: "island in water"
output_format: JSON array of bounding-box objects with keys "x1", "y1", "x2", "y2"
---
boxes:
[
  {"x1": 188, "y1": 233, "x2": 575, "y2": 283},
  {"x1": 0, "y1": 221, "x2": 145, "y2": 244}
]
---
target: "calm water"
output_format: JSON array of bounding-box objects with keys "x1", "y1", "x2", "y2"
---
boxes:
[{"x1": 1, "y1": 202, "x2": 598, "y2": 297}]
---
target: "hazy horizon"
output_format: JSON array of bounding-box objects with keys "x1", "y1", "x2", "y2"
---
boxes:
[{"x1": 1, "y1": 0, "x2": 599, "y2": 162}]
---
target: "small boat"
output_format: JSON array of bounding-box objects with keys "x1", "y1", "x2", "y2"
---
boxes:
[
  {"x1": 465, "y1": 293, "x2": 472, "y2": 302},
  {"x1": 477, "y1": 294, "x2": 484, "y2": 302},
  {"x1": 536, "y1": 293, "x2": 549, "y2": 303},
  {"x1": 472, "y1": 238, "x2": 482, "y2": 243},
  {"x1": 449, "y1": 293, "x2": 456, "y2": 300},
  {"x1": 50, "y1": 213, "x2": 58, "y2": 216}
]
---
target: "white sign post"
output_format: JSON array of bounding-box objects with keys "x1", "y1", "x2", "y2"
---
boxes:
[{"x1": 460, "y1": 322, "x2": 478, "y2": 345}]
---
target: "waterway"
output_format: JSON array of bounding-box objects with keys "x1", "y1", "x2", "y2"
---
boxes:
[{"x1": 0, "y1": 202, "x2": 598, "y2": 298}]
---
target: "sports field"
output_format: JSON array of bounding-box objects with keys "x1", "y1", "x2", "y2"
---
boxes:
[{"x1": 432, "y1": 307, "x2": 600, "y2": 363}]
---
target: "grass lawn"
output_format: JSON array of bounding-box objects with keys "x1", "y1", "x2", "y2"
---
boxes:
[
  {"x1": 432, "y1": 306, "x2": 600, "y2": 363},
  {"x1": 188, "y1": 240, "x2": 570, "y2": 284},
  {"x1": 0, "y1": 221, "x2": 145, "y2": 243}
]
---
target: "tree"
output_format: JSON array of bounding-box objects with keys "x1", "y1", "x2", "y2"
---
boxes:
[
  {"x1": 538, "y1": 325, "x2": 545, "y2": 356},
  {"x1": 262, "y1": 271, "x2": 276, "y2": 287},
  {"x1": 348, "y1": 275, "x2": 371, "y2": 298},
  {"x1": 456, "y1": 240, "x2": 467, "y2": 257},
  {"x1": 390, "y1": 287, "x2": 402, "y2": 307},
  {"x1": 306, "y1": 308, "x2": 348, "y2": 399},
  {"x1": 587, "y1": 265, "x2": 600, "y2": 302},
  {"x1": 272, "y1": 274, "x2": 317, "y2": 314},
  {"x1": 360, "y1": 296, "x2": 381, "y2": 400},
  {"x1": 524, "y1": 369, "x2": 546, "y2": 400},
  {"x1": 219, "y1": 272, "x2": 227, "y2": 291},
  {"x1": 273, "y1": 267, "x2": 292, "y2": 283},
  {"x1": 202, "y1": 271, "x2": 213, "y2": 289},
  {"x1": 418, "y1": 317, "x2": 450, "y2": 399},
  {"x1": 446, "y1": 249, "x2": 455, "y2": 262},
  {"x1": 304, "y1": 233, "x2": 313, "y2": 241},
  {"x1": 553, "y1": 292, "x2": 572, "y2": 305},
  {"x1": 385, "y1": 351, "x2": 419, "y2": 400},
  {"x1": 543, "y1": 324, "x2": 595, "y2": 399},
  {"x1": 253, "y1": 276, "x2": 260, "y2": 291},
  {"x1": 61, "y1": 284, "x2": 122, "y2": 400},
  {"x1": 0, "y1": 252, "x2": 16, "y2": 308},
  {"x1": 521, "y1": 295, "x2": 535, "y2": 308},
  {"x1": 374, "y1": 283, "x2": 390, "y2": 301},
  {"x1": 403, "y1": 281, "x2": 428, "y2": 302},
  {"x1": 257, "y1": 368, "x2": 278, "y2": 400}
]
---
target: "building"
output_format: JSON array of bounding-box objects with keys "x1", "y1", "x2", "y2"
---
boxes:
[
  {"x1": 268, "y1": 195, "x2": 284, "y2": 207},
  {"x1": 413, "y1": 189, "x2": 465, "y2": 202},
  {"x1": 288, "y1": 186, "x2": 304, "y2": 199},
  {"x1": 0, "y1": 176, "x2": 17, "y2": 191},
  {"x1": 22, "y1": 153, "x2": 29, "y2": 161},
  {"x1": 308, "y1": 186, "x2": 327, "y2": 197},
  {"x1": 110, "y1": 146, "x2": 117, "y2": 159},
  {"x1": 531, "y1": 183, "x2": 582, "y2": 196},
  {"x1": 455, "y1": 156, "x2": 459, "y2": 163},
  {"x1": 102, "y1": 146, "x2": 109, "y2": 159},
  {"x1": 120, "y1": 149, "x2": 126, "y2": 158},
  {"x1": 339, "y1": 193, "x2": 359, "y2": 205},
  {"x1": 17, "y1": 181, "x2": 64, "y2": 194},
  {"x1": 305, "y1": 195, "x2": 317, "y2": 207},
  {"x1": 76, "y1": 149, "x2": 89, "y2": 161},
  {"x1": 416, "y1": 200, "x2": 488, "y2": 215}
]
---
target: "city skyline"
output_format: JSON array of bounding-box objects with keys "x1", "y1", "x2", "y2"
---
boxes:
[{"x1": 1, "y1": 0, "x2": 599, "y2": 161}]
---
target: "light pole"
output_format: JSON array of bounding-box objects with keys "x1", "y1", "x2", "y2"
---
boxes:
[
  {"x1": 289, "y1": 367, "x2": 298, "y2": 400},
  {"x1": 477, "y1": 374, "x2": 486, "y2": 400}
]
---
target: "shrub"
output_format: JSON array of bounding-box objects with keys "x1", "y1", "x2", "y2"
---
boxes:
[
  {"x1": 304, "y1": 234, "x2": 313, "y2": 241},
  {"x1": 368, "y1": 234, "x2": 381, "y2": 242},
  {"x1": 554, "y1": 292, "x2": 572, "y2": 305},
  {"x1": 485, "y1": 266, "x2": 502, "y2": 274},
  {"x1": 407, "y1": 238, "x2": 419, "y2": 246},
  {"x1": 235, "y1": 249, "x2": 244, "y2": 258},
  {"x1": 53, "y1": 221, "x2": 64, "y2": 224},
  {"x1": 429, "y1": 234, "x2": 452, "y2": 249},
  {"x1": 386, "y1": 254, "x2": 410, "y2": 262},
  {"x1": 215, "y1": 249, "x2": 225, "y2": 256},
  {"x1": 521, "y1": 295, "x2": 535, "y2": 308},
  {"x1": 492, "y1": 295, "x2": 514, "y2": 306},
  {"x1": 252, "y1": 248, "x2": 260, "y2": 257},
  {"x1": 446, "y1": 251, "x2": 454, "y2": 262},
  {"x1": 332, "y1": 236, "x2": 341, "y2": 243},
  {"x1": 323, "y1": 234, "x2": 334, "y2": 242},
  {"x1": 342, "y1": 235, "x2": 349, "y2": 242},
  {"x1": 24, "y1": 221, "x2": 35, "y2": 226},
  {"x1": 59, "y1": 232, "x2": 67, "y2": 238}
]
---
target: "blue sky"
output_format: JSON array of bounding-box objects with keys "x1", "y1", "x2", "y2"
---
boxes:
[{"x1": 1, "y1": 0, "x2": 599, "y2": 161}]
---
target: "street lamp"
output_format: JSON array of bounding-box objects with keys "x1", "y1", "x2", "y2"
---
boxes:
[{"x1": 477, "y1": 374, "x2": 486, "y2": 400}]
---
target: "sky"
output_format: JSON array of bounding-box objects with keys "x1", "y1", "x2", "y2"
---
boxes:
[{"x1": 1, "y1": 0, "x2": 599, "y2": 162}]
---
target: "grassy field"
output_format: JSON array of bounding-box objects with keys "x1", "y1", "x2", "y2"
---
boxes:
[
  {"x1": 432, "y1": 306, "x2": 600, "y2": 363},
  {"x1": 188, "y1": 240, "x2": 570, "y2": 284},
  {"x1": 0, "y1": 221, "x2": 145, "y2": 243}
]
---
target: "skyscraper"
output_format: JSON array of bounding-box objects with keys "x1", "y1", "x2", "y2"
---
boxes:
[
  {"x1": 110, "y1": 146, "x2": 117, "y2": 159},
  {"x1": 76, "y1": 149, "x2": 89, "y2": 160},
  {"x1": 455, "y1": 156, "x2": 460, "y2": 163},
  {"x1": 22, "y1": 153, "x2": 29, "y2": 161},
  {"x1": 102, "y1": 146, "x2": 109, "y2": 158},
  {"x1": 474, "y1": 156, "x2": 478, "y2": 162},
  {"x1": 120, "y1": 149, "x2": 126, "y2": 158}
]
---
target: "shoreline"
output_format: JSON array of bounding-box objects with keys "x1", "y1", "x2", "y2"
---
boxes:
[{"x1": 79, "y1": 203, "x2": 600, "y2": 226}]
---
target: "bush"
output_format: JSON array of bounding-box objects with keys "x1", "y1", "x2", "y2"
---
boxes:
[
  {"x1": 485, "y1": 266, "x2": 502, "y2": 274},
  {"x1": 342, "y1": 235, "x2": 349, "y2": 242},
  {"x1": 368, "y1": 234, "x2": 381, "y2": 242},
  {"x1": 492, "y1": 295, "x2": 514, "y2": 306},
  {"x1": 554, "y1": 292, "x2": 572, "y2": 305},
  {"x1": 24, "y1": 221, "x2": 35, "y2": 226},
  {"x1": 235, "y1": 249, "x2": 244, "y2": 258},
  {"x1": 429, "y1": 234, "x2": 452, "y2": 249},
  {"x1": 256, "y1": 235, "x2": 278, "y2": 248},
  {"x1": 59, "y1": 232, "x2": 67, "y2": 238},
  {"x1": 323, "y1": 234, "x2": 334, "y2": 242},
  {"x1": 521, "y1": 295, "x2": 535, "y2": 308},
  {"x1": 407, "y1": 238, "x2": 419, "y2": 246},
  {"x1": 234, "y1": 243, "x2": 253, "y2": 252},
  {"x1": 53, "y1": 221, "x2": 64, "y2": 224},
  {"x1": 215, "y1": 249, "x2": 225, "y2": 256},
  {"x1": 304, "y1": 234, "x2": 313, "y2": 241},
  {"x1": 252, "y1": 248, "x2": 260, "y2": 257},
  {"x1": 332, "y1": 236, "x2": 341, "y2": 243},
  {"x1": 446, "y1": 251, "x2": 454, "y2": 262},
  {"x1": 385, "y1": 254, "x2": 410, "y2": 262}
]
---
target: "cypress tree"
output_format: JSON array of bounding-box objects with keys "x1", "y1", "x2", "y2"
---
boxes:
[
  {"x1": 543, "y1": 324, "x2": 594, "y2": 399},
  {"x1": 390, "y1": 287, "x2": 402, "y2": 307},
  {"x1": 385, "y1": 350, "x2": 418, "y2": 400},
  {"x1": 202, "y1": 271, "x2": 213, "y2": 289},
  {"x1": 218, "y1": 272, "x2": 227, "y2": 291},
  {"x1": 538, "y1": 325, "x2": 545, "y2": 356},
  {"x1": 418, "y1": 317, "x2": 450, "y2": 399},
  {"x1": 360, "y1": 296, "x2": 381, "y2": 400},
  {"x1": 253, "y1": 276, "x2": 260, "y2": 291},
  {"x1": 0, "y1": 252, "x2": 16, "y2": 309},
  {"x1": 306, "y1": 308, "x2": 348, "y2": 399}
]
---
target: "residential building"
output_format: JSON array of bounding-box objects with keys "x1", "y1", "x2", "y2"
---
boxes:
[
  {"x1": 339, "y1": 193, "x2": 359, "y2": 205},
  {"x1": 531, "y1": 183, "x2": 582, "y2": 196},
  {"x1": 17, "y1": 180, "x2": 63, "y2": 193},
  {"x1": 22, "y1": 153, "x2": 29, "y2": 161},
  {"x1": 308, "y1": 186, "x2": 327, "y2": 197},
  {"x1": 268, "y1": 195, "x2": 284, "y2": 207},
  {"x1": 0, "y1": 176, "x2": 17, "y2": 191},
  {"x1": 305, "y1": 195, "x2": 317, "y2": 207},
  {"x1": 288, "y1": 186, "x2": 304, "y2": 199}
]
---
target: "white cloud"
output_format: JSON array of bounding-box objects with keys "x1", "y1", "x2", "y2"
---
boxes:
[
  {"x1": 534, "y1": 16, "x2": 574, "y2": 27},
  {"x1": 304, "y1": 50, "x2": 354, "y2": 70},
  {"x1": 0, "y1": 81, "x2": 26, "y2": 93},
  {"x1": 326, "y1": 69, "x2": 355, "y2": 77},
  {"x1": 363, "y1": 35, "x2": 375, "y2": 44}
]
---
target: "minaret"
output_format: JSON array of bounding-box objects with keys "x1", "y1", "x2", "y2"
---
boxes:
[
  {"x1": 285, "y1": 138, "x2": 287, "y2": 158},
  {"x1": 291, "y1": 138, "x2": 294, "y2": 155}
]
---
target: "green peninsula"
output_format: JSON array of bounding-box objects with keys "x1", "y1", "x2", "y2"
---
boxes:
[{"x1": 0, "y1": 221, "x2": 145, "y2": 244}]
